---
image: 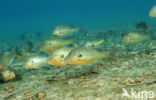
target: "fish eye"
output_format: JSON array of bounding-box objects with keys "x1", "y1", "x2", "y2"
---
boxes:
[
  {"x1": 49, "y1": 43, "x2": 52, "y2": 46},
  {"x1": 31, "y1": 60, "x2": 34, "y2": 64},
  {"x1": 60, "y1": 55, "x2": 64, "y2": 58},
  {"x1": 78, "y1": 54, "x2": 82, "y2": 57}
]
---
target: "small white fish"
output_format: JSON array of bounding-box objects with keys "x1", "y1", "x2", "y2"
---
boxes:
[
  {"x1": 122, "y1": 31, "x2": 150, "y2": 43},
  {"x1": 25, "y1": 56, "x2": 47, "y2": 69},
  {"x1": 85, "y1": 39, "x2": 105, "y2": 47},
  {"x1": 149, "y1": 5, "x2": 156, "y2": 18},
  {"x1": 52, "y1": 25, "x2": 80, "y2": 36}
]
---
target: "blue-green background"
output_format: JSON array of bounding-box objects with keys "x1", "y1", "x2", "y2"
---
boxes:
[{"x1": 0, "y1": 0, "x2": 155, "y2": 39}]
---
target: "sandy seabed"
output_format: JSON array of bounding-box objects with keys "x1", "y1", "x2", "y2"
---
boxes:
[{"x1": 0, "y1": 23, "x2": 156, "y2": 100}]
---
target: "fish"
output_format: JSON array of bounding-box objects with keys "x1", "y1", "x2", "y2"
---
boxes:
[
  {"x1": 149, "y1": 5, "x2": 156, "y2": 18},
  {"x1": 122, "y1": 31, "x2": 150, "y2": 44},
  {"x1": 41, "y1": 37, "x2": 74, "y2": 52},
  {"x1": 0, "y1": 51, "x2": 16, "y2": 71},
  {"x1": 135, "y1": 21, "x2": 148, "y2": 30},
  {"x1": 47, "y1": 47, "x2": 74, "y2": 67},
  {"x1": 24, "y1": 56, "x2": 47, "y2": 69},
  {"x1": 85, "y1": 39, "x2": 105, "y2": 48},
  {"x1": 52, "y1": 25, "x2": 80, "y2": 36},
  {"x1": 65, "y1": 47, "x2": 110, "y2": 66}
]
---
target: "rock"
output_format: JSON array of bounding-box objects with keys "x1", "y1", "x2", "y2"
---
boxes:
[
  {"x1": 37, "y1": 92, "x2": 47, "y2": 100},
  {"x1": 1, "y1": 70, "x2": 16, "y2": 82}
]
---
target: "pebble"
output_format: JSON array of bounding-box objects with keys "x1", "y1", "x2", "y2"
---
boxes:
[
  {"x1": 146, "y1": 72, "x2": 152, "y2": 76},
  {"x1": 24, "y1": 90, "x2": 31, "y2": 95},
  {"x1": 68, "y1": 79, "x2": 74, "y2": 85},
  {"x1": 119, "y1": 67, "x2": 127, "y2": 72},
  {"x1": 111, "y1": 78, "x2": 120, "y2": 82},
  {"x1": 123, "y1": 77, "x2": 134, "y2": 84},
  {"x1": 2, "y1": 70, "x2": 16, "y2": 82},
  {"x1": 135, "y1": 79, "x2": 143, "y2": 84},
  {"x1": 37, "y1": 92, "x2": 47, "y2": 100}
]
